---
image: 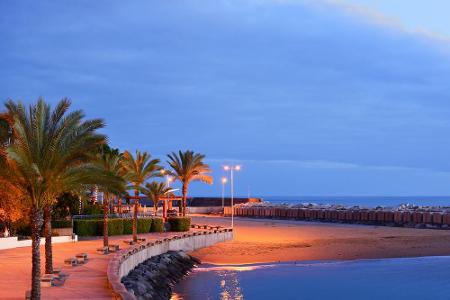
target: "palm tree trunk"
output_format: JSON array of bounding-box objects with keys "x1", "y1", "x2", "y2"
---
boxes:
[
  {"x1": 103, "y1": 194, "x2": 109, "y2": 247},
  {"x1": 30, "y1": 206, "x2": 44, "y2": 300},
  {"x1": 182, "y1": 184, "x2": 188, "y2": 217},
  {"x1": 132, "y1": 190, "x2": 138, "y2": 242},
  {"x1": 44, "y1": 205, "x2": 53, "y2": 274}
]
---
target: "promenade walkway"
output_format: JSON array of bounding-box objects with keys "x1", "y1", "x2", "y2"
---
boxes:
[{"x1": 0, "y1": 231, "x2": 187, "y2": 300}]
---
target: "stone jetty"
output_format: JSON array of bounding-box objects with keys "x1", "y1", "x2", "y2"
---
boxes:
[
  {"x1": 224, "y1": 203, "x2": 450, "y2": 229},
  {"x1": 121, "y1": 251, "x2": 200, "y2": 300}
]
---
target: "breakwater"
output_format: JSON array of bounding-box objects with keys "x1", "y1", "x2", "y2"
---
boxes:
[
  {"x1": 121, "y1": 250, "x2": 199, "y2": 300},
  {"x1": 107, "y1": 226, "x2": 233, "y2": 299},
  {"x1": 224, "y1": 206, "x2": 450, "y2": 229}
]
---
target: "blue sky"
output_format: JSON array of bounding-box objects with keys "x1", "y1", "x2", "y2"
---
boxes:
[{"x1": 1, "y1": 0, "x2": 450, "y2": 197}]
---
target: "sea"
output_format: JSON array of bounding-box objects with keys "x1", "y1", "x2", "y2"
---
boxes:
[
  {"x1": 171, "y1": 196, "x2": 450, "y2": 299},
  {"x1": 172, "y1": 256, "x2": 450, "y2": 300},
  {"x1": 258, "y1": 195, "x2": 450, "y2": 208}
]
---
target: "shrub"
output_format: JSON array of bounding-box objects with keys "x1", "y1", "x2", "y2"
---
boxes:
[
  {"x1": 51, "y1": 220, "x2": 72, "y2": 228},
  {"x1": 150, "y1": 218, "x2": 164, "y2": 232},
  {"x1": 74, "y1": 219, "x2": 98, "y2": 236},
  {"x1": 122, "y1": 218, "x2": 133, "y2": 234},
  {"x1": 108, "y1": 219, "x2": 124, "y2": 235},
  {"x1": 167, "y1": 217, "x2": 191, "y2": 232},
  {"x1": 137, "y1": 218, "x2": 152, "y2": 233}
]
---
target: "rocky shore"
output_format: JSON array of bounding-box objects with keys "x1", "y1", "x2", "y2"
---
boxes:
[{"x1": 121, "y1": 251, "x2": 200, "y2": 300}]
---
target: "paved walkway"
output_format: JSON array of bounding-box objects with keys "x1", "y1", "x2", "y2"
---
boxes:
[{"x1": 0, "y1": 231, "x2": 185, "y2": 300}]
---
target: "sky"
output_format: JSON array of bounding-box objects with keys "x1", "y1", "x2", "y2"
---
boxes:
[{"x1": 1, "y1": 0, "x2": 450, "y2": 197}]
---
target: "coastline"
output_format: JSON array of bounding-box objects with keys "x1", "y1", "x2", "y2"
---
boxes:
[{"x1": 190, "y1": 216, "x2": 450, "y2": 265}]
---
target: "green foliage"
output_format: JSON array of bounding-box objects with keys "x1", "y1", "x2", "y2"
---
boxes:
[
  {"x1": 83, "y1": 203, "x2": 103, "y2": 215},
  {"x1": 137, "y1": 218, "x2": 152, "y2": 233},
  {"x1": 52, "y1": 193, "x2": 80, "y2": 219},
  {"x1": 12, "y1": 219, "x2": 32, "y2": 236},
  {"x1": 167, "y1": 217, "x2": 191, "y2": 232},
  {"x1": 95, "y1": 219, "x2": 124, "y2": 236},
  {"x1": 151, "y1": 218, "x2": 164, "y2": 232},
  {"x1": 74, "y1": 219, "x2": 98, "y2": 236},
  {"x1": 51, "y1": 220, "x2": 72, "y2": 228},
  {"x1": 123, "y1": 218, "x2": 133, "y2": 234},
  {"x1": 108, "y1": 219, "x2": 124, "y2": 235},
  {"x1": 73, "y1": 218, "x2": 159, "y2": 236}
]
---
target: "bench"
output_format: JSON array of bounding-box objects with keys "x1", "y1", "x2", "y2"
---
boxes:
[
  {"x1": 41, "y1": 274, "x2": 55, "y2": 287},
  {"x1": 75, "y1": 253, "x2": 88, "y2": 264},
  {"x1": 108, "y1": 244, "x2": 120, "y2": 252},
  {"x1": 97, "y1": 246, "x2": 109, "y2": 255},
  {"x1": 64, "y1": 257, "x2": 77, "y2": 266},
  {"x1": 123, "y1": 240, "x2": 135, "y2": 245},
  {"x1": 137, "y1": 237, "x2": 146, "y2": 243}
]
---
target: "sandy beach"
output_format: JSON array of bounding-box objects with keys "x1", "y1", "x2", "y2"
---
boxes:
[{"x1": 190, "y1": 216, "x2": 450, "y2": 264}]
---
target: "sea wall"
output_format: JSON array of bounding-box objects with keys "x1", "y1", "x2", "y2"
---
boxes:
[
  {"x1": 224, "y1": 206, "x2": 450, "y2": 229},
  {"x1": 107, "y1": 226, "x2": 233, "y2": 299}
]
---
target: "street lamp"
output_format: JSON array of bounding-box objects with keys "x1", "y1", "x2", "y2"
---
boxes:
[
  {"x1": 223, "y1": 165, "x2": 241, "y2": 228},
  {"x1": 221, "y1": 177, "x2": 227, "y2": 210}
]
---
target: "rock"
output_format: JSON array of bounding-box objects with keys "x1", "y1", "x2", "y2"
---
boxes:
[{"x1": 122, "y1": 250, "x2": 199, "y2": 299}]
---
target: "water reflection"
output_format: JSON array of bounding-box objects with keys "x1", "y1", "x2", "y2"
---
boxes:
[
  {"x1": 172, "y1": 264, "x2": 259, "y2": 299},
  {"x1": 217, "y1": 270, "x2": 243, "y2": 300}
]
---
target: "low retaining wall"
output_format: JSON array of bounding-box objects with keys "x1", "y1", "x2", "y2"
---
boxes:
[
  {"x1": 224, "y1": 206, "x2": 450, "y2": 229},
  {"x1": 187, "y1": 206, "x2": 223, "y2": 214},
  {"x1": 107, "y1": 227, "x2": 233, "y2": 299},
  {"x1": 0, "y1": 235, "x2": 77, "y2": 250}
]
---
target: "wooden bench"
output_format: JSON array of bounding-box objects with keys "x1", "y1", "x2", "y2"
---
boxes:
[
  {"x1": 108, "y1": 244, "x2": 120, "y2": 252},
  {"x1": 75, "y1": 253, "x2": 88, "y2": 264},
  {"x1": 64, "y1": 257, "x2": 77, "y2": 266},
  {"x1": 123, "y1": 240, "x2": 135, "y2": 245},
  {"x1": 137, "y1": 237, "x2": 146, "y2": 243},
  {"x1": 97, "y1": 246, "x2": 109, "y2": 255}
]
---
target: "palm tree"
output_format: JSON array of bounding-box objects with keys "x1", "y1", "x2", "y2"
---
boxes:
[
  {"x1": 0, "y1": 98, "x2": 107, "y2": 300},
  {"x1": 122, "y1": 150, "x2": 162, "y2": 242},
  {"x1": 167, "y1": 150, "x2": 213, "y2": 216},
  {"x1": 94, "y1": 147, "x2": 126, "y2": 247},
  {"x1": 143, "y1": 181, "x2": 174, "y2": 215}
]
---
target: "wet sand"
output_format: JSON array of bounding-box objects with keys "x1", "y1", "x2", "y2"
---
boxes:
[{"x1": 190, "y1": 216, "x2": 450, "y2": 264}]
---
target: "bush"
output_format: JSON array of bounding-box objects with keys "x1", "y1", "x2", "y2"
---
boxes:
[
  {"x1": 123, "y1": 218, "x2": 133, "y2": 234},
  {"x1": 137, "y1": 218, "x2": 152, "y2": 233},
  {"x1": 167, "y1": 217, "x2": 191, "y2": 232},
  {"x1": 52, "y1": 220, "x2": 72, "y2": 228},
  {"x1": 82, "y1": 203, "x2": 103, "y2": 215},
  {"x1": 108, "y1": 219, "x2": 124, "y2": 235},
  {"x1": 73, "y1": 218, "x2": 159, "y2": 236},
  {"x1": 150, "y1": 218, "x2": 164, "y2": 232},
  {"x1": 74, "y1": 219, "x2": 98, "y2": 236},
  {"x1": 12, "y1": 219, "x2": 31, "y2": 236}
]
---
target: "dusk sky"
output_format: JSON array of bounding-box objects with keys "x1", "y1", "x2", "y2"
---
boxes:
[{"x1": 2, "y1": 0, "x2": 450, "y2": 197}]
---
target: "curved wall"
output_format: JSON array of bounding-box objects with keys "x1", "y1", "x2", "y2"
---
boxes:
[{"x1": 107, "y1": 227, "x2": 233, "y2": 299}]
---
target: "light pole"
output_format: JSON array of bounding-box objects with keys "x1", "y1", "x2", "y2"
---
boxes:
[
  {"x1": 221, "y1": 177, "x2": 227, "y2": 212},
  {"x1": 160, "y1": 169, "x2": 174, "y2": 215},
  {"x1": 224, "y1": 165, "x2": 241, "y2": 228}
]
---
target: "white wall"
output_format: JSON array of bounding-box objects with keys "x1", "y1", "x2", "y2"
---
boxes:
[{"x1": 0, "y1": 235, "x2": 77, "y2": 250}]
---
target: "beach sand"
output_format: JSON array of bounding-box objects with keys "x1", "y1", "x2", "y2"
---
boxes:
[{"x1": 190, "y1": 216, "x2": 450, "y2": 264}]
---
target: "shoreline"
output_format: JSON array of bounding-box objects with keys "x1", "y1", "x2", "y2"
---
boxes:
[
  {"x1": 190, "y1": 216, "x2": 450, "y2": 265},
  {"x1": 197, "y1": 254, "x2": 450, "y2": 267}
]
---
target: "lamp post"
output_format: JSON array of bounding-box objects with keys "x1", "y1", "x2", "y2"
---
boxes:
[
  {"x1": 221, "y1": 177, "x2": 227, "y2": 212},
  {"x1": 224, "y1": 165, "x2": 241, "y2": 228},
  {"x1": 160, "y1": 169, "x2": 174, "y2": 214}
]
